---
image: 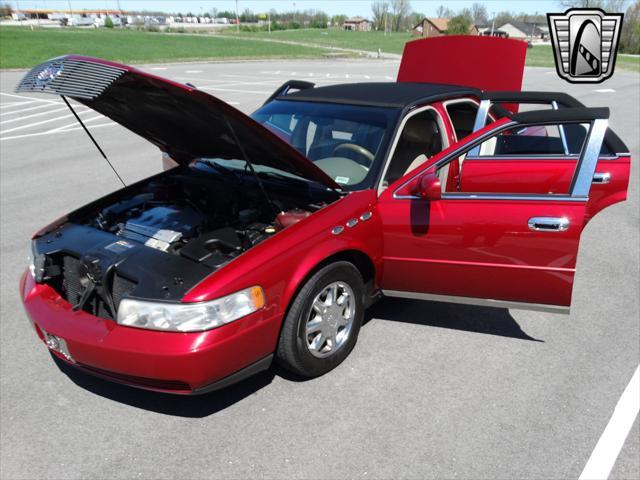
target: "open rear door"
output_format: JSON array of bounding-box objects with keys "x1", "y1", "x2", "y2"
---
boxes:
[{"x1": 397, "y1": 36, "x2": 527, "y2": 92}]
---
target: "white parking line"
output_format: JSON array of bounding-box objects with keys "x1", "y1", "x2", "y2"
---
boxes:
[
  {"x1": 0, "y1": 92, "x2": 60, "y2": 105},
  {"x1": 1, "y1": 102, "x2": 63, "y2": 116},
  {"x1": 595, "y1": 88, "x2": 616, "y2": 93},
  {"x1": 0, "y1": 100, "x2": 38, "y2": 108},
  {"x1": 579, "y1": 364, "x2": 640, "y2": 480},
  {"x1": 197, "y1": 85, "x2": 272, "y2": 95},
  {"x1": 0, "y1": 121, "x2": 115, "y2": 141},
  {"x1": 0, "y1": 106, "x2": 69, "y2": 125},
  {"x1": 150, "y1": 67, "x2": 167, "y2": 71},
  {"x1": 1, "y1": 108, "x2": 92, "y2": 134},
  {"x1": 185, "y1": 70, "x2": 202, "y2": 74},
  {"x1": 47, "y1": 114, "x2": 107, "y2": 133}
]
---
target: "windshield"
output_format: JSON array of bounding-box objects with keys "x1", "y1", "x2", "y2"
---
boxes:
[{"x1": 251, "y1": 100, "x2": 399, "y2": 190}]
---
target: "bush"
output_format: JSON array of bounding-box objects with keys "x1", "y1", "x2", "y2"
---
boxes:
[{"x1": 104, "y1": 16, "x2": 114, "y2": 28}]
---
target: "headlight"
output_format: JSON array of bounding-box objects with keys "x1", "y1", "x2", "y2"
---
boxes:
[
  {"x1": 116, "y1": 286, "x2": 265, "y2": 332},
  {"x1": 27, "y1": 241, "x2": 36, "y2": 278}
]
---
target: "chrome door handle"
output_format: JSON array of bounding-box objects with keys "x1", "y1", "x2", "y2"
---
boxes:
[
  {"x1": 528, "y1": 217, "x2": 570, "y2": 232},
  {"x1": 592, "y1": 172, "x2": 611, "y2": 184}
]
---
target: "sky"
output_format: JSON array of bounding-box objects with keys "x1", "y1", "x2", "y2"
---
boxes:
[{"x1": 12, "y1": 0, "x2": 562, "y2": 17}]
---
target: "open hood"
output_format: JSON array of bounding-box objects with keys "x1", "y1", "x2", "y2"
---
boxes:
[
  {"x1": 397, "y1": 36, "x2": 527, "y2": 92},
  {"x1": 16, "y1": 55, "x2": 340, "y2": 190}
]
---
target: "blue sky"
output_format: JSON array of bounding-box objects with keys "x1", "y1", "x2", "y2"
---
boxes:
[{"x1": 12, "y1": 0, "x2": 561, "y2": 17}]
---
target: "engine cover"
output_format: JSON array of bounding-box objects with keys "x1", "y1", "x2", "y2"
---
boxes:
[{"x1": 119, "y1": 205, "x2": 204, "y2": 252}]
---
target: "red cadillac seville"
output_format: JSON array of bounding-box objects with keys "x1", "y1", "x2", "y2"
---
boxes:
[{"x1": 19, "y1": 37, "x2": 630, "y2": 394}]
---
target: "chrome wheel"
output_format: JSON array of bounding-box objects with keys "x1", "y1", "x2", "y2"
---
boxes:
[{"x1": 305, "y1": 281, "x2": 355, "y2": 358}]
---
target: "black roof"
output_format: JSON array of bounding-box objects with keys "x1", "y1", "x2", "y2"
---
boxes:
[{"x1": 277, "y1": 82, "x2": 479, "y2": 108}]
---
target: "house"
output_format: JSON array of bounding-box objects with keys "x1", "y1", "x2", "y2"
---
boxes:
[
  {"x1": 497, "y1": 21, "x2": 547, "y2": 40},
  {"x1": 343, "y1": 17, "x2": 371, "y2": 31},
  {"x1": 412, "y1": 18, "x2": 479, "y2": 37}
]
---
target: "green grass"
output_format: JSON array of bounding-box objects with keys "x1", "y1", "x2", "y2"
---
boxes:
[
  {"x1": 2, "y1": 26, "x2": 637, "y2": 73},
  {"x1": 234, "y1": 28, "x2": 413, "y2": 54},
  {"x1": 232, "y1": 28, "x2": 640, "y2": 71},
  {"x1": 0, "y1": 26, "x2": 330, "y2": 68}
]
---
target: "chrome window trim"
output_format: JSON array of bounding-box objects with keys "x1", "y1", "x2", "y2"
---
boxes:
[
  {"x1": 467, "y1": 99, "x2": 491, "y2": 157},
  {"x1": 382, "y1": 290, "x2": 570, "y2": 314},
  {"x1": 552, "y1": 101, "x2": 570, "y2": 155},
  {"x1": 570, "y1": 118, "x2": 608, "y2": 197},
  {"x1": 377, "y1": 105, "x2": 449, "y2": 196}
]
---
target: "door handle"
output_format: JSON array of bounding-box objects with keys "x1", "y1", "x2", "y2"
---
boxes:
[
  {"x1": 592, "y1": 172, "x2": 611, "y2": 184},
  {"x1": 528, "y1": 217, "x2": 570, "y2": 232}
]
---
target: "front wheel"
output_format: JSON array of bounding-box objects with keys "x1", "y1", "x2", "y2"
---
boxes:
[{"x1": 276, "y1": 262, "x2": 364, "y2": 377}]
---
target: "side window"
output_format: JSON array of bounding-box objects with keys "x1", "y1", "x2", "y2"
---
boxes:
[
  {"x1": 383, "y1": 109, "x2": 446, "y2": 187},
  {"x1": 476, "y1": 124, "x2": 569, "y2": 156},
  {"x1": 441, "y1": 122, "x2": 587, "y2": 196},
  {"x1": 445, "y1": 101, "x2": 479, "y2": 141}
]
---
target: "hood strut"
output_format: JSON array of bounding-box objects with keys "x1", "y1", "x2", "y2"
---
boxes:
[
  {"x1": 61, "y1": 95, "x2": 126, "y2": 188},
  {"x1": 222, "y1": 116, "x2": 280, "y2": 218}
]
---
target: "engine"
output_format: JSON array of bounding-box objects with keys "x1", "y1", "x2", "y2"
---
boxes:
[{"x1": 32, "y1": 163, "x2": 337, "y2": 321}]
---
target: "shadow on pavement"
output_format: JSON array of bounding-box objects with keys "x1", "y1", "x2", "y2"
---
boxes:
[
  {"x1": 365, "y1": 297, "x2": 543, "y2": 342},
  {"x1": 52, "y1": 297, "x2": 540, "y2": 417}
]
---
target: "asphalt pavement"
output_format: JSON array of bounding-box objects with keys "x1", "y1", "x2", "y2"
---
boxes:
[{"x1": 1, "y1": 59, "x2": 638, "y2": 479}]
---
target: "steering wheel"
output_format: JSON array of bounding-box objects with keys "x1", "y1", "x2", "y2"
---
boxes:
[{"x1": 333, "y1": 143, "x2": 375, "y2": 167}]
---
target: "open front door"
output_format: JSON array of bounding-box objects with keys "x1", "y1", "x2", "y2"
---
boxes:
[{"x1": 377, "y1": 108, "x2": 612, "y2": 312}]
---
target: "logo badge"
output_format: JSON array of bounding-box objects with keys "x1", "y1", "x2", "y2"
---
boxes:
[
  {"x1": 35, "y1": 63, "x2": 63, "y2": 88},
  {"x1": 547, "y1": 8, "x2": 623, "y2": 83}
]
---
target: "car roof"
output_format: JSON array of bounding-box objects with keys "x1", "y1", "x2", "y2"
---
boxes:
[{"x1": 276, "y1": 82, "x2": 480, "y2": 109}]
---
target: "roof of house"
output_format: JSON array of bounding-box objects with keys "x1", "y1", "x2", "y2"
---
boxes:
[
  {"x1": 344, "y1": 17, "x2": 369, "y2": 23},
  {"x1": 500, "y1": 20, "x2": 545, "y2": 36},
  {"x1": 277, "y1": 82, "x2": 479, "y2": 108}
]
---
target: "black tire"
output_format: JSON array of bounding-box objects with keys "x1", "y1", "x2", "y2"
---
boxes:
[{"x1": 276, "y1": 261, "x2": 365, "y2": 377}]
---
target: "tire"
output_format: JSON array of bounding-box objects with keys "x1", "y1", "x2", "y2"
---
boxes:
[{"x1": 276, "y1": 261, "x2": 365, "y2": 377}]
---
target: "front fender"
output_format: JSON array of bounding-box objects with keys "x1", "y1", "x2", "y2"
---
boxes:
[{"x1": 183, "y1": 190, "x2": 382, "y2": 337}]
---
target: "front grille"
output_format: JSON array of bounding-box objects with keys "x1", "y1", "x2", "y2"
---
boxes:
[
  {"x1": 111, "y1": 273, "x2": 136, "y2": 310},
  {"x1": 62, "y1": 255, "x2": 83, "y2": 307},
  {"x1": 50, "y1": 254, "x2": 137, "y2": 320}
]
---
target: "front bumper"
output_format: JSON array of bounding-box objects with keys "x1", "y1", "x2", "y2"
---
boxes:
[{"x1": 20, "y1": 271, "x2": 280, "y2": 394}]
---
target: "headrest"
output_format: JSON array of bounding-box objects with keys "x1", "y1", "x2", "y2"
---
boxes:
[{"x1": 402, "y1": 115, "x2": 438, "y2": 143}]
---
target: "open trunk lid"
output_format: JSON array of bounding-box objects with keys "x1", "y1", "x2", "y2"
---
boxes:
[
  {"x1": 16, "y1": 55, "x2": 340, "y2": 190},
  {"x1": 397, "y1": 36, "x2": 528, "y2": 92}
]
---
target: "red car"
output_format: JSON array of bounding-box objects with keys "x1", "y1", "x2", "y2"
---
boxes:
[{"x1": 19, "y1": 38, "x2": 630, "y2": 394}]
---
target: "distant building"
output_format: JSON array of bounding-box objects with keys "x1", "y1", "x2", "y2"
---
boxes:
[
  {"x1": 497, "y1": 21, "x2": 547, "y2": 40},
  {"x1": 343, "y1": 17, "x2": 371, "y2": 32},
  {"x1": 412, "y1": 18, "x2": 479, "y2": 37}
]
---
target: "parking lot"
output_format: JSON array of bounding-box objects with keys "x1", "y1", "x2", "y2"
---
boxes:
[{"x1": 1, "y1": 58, "x2": 638, "y2": 479}]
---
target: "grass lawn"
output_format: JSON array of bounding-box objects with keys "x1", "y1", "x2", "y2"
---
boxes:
[
  {"x1": 234, "y1": 28, "x2": 413, "y2": 54},
  {"x1": 232, "y1": 28, "x2": 640, "y2": 71},
  {"x1": 0, "y1": 26, "x2": 330, "y2": 68}
]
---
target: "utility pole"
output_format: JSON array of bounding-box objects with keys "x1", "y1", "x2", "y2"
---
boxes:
[
  {"x1": 268, "y1": 11, "x2": 271, "y2": 34},
  {"x1": 235, "y1": 0, "x2": 239, "y2": 33},
  {"x1": 67, "y1": 0, "x2": 73, "y2": 20},
  {"x1": 490, "y1": 12, "x2": 495, "y2": 36}
]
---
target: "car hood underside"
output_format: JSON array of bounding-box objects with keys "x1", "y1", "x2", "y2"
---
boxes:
[{"x1": 15, "y1": 55, "x2": 340, "y2": 190}]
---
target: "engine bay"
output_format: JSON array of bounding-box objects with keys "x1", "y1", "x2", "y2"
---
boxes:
[{"x1": 32, "y1": 163, "x2": 339, "y2": 319}]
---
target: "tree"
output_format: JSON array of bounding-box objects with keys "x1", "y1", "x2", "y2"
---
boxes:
[
  {"x1": 391, "y1": 0, "x2": 411, "y2": 31},
  {"x1": 0, "y1": 3, "x2": 12, "y2": 17},
  {"x1": 436, "y1": 5, "x2": 454, "y2": 18},
  {"x1": 371, "y1": 1, "x2": 390, "y2": 30},
  {"x1": 104, "y1": 15, "x2": 114, "y2": 28},
  {"x1": 493, "y1": 11, "x2": 514, "y2": 28},
  {"x1": 620, "y1": 0, "x2": 640, "y2": 53},
  {"x1": 331, "y1": 14, "x2": 346, "y2": 27},
  {"x1": 447, "y1": 14, "x2": 472, "y2": 34},
  {"x1": 471, "y1": 3, "x2": 488, "y2": 24},
  {"x1": 558, "y1": 0, "x2": 627, "y2": 10}
]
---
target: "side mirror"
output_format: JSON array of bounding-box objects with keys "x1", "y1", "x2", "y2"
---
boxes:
[{"x1": 411, "y1": 172, "x2": 441, "y2": 201}]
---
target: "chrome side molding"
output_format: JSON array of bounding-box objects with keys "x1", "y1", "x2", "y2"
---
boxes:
[{"x1": 382, "y1": 290, "x2": 570, "y2": 314}]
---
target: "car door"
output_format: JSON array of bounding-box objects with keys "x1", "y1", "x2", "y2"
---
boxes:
[
  {"x1": 460, "y1": 94, "x2": 631, "y2": 222},
  {"x1": 376, "y1": 108, "x2": 615, "y2": 312}
]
